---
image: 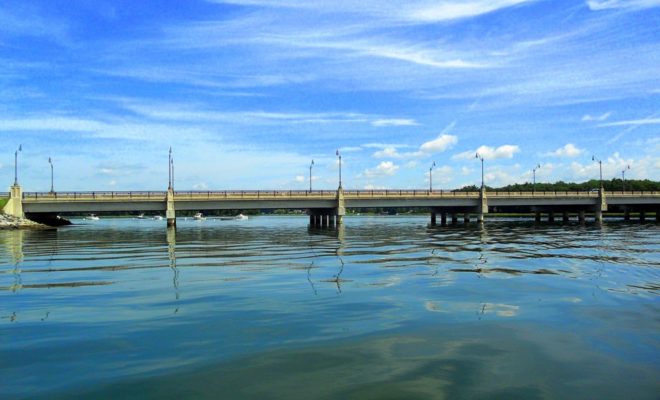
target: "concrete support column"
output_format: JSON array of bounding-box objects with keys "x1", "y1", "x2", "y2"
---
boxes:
[
  {"x1": 548, "y1": 212, "x2": 555, "y2": 223},
  {"x1": 595, "y1": 210, "x2": 603, "y2": 222},
  {"x1": 430, "y1": 212, "x2": 436, "y2": 226},
  {"x1": 3, "y1": 185, "x2": 24, "y2": 218},
  {"x1": 562, "y1": 212, "x2": 569, "y2": 222},
  {"x1": 639, "y1": 211, "x2": 645, "y2": 222},
  {"x1": 166, "y1": 188, "x2": 176, "y2": 228},
  {"x1": 656, "y1": 210, "x2": 659, "y2": 222},
  {"x1": 535, "y1": 212, "x2": 541, "y2": 222},
  {"x1": 624, "y1": 210, "x2": 630, "y2": 221},
  {"x1": 451, "y1": 214, "x2": 458, "y2": 224},
  {"x1": 331, "y1": 214, "x2": 336, "y2": 226},
  {"x1": 336, "y1": 188, "x2": 345, "y2": 226},
  {"x1": 477, "y1": 212, "x2": 484, "y2": 223},
  {"x1": 441, "y1": 212, "x2": 447, "y2": 226},
  {"x1": 578, "y1": 210, "x2": 586, "y2": 222},
  {"x1": 464, "y1": 213, "x2": 470, "y2": 223}
]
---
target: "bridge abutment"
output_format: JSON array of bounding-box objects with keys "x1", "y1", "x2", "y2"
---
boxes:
[{"x1": 2, "y1": 185, "x2": 24, "y2": 218}]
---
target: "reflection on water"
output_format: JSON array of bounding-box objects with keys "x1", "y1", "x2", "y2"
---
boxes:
[{"x1": 0, "y1": 217, "x2": 658, "y2": 399}]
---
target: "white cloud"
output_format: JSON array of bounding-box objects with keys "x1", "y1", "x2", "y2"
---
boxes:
[
  {"x1": 581, "y1": 112, "x2": 611, "y2": 122},
  {"x1": 546, "y1": 143, "x2": 583, "y2": 158},
  {"x1": 193, "y1": 182, "x2": 209, "y2": 190},
  {"x1": 371, "y1": 118, "x2": 418, "y2": 127},
  {"x1": 373, "y1": 147, "x2": 401, "y2": 158},
  {"x1": 364, "y1": 161, "x2": 400, "y2": 177},
  {"x1": 453, "y1": 144, "x2": 520, "y2": 160},
  {"x1": 586, "y1": 0, "x2": 660, "y2": 10},
  {"x1": 294, "y1": 175, "x2": 305, "y2": 182},
  {"x1": 420, "y1": 134, "x2": 458, "y2": 154},
  {"x1": 598, "y1": 117, "x2": 660, "y2": 127}
]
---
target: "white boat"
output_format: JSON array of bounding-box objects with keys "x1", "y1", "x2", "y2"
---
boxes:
[
  {"x1": 85, "y1": 214, "x2": 100, "y2": 221},
  {"x1": 136, "y1": 213, "x2": 146, "y2": 219},
  {"x1": 153, "y1": 215, "x2": 163, "y2": 220},
  {"x1": 235, "y1": 213, "x2": 248, "y2": 220},
  {"x1": 193, "y1": 212, "x2": 205, "y2": 220}
]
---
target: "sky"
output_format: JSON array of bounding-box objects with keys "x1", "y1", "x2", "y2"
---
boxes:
[{"x1": 0, "y1": 0, "x2": 658, "y2": 191}]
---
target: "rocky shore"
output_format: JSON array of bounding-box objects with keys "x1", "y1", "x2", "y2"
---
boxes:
[{"x1": 0, "y1": 213, "x2": 52, "y2": 230}]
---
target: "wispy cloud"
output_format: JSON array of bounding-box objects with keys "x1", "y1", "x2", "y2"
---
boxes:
[
  {"x1": 363, "y1": 161, "x2": 400, "y2": 177},
  {"x1": 581, "y1": 112, "x2": 611, "y2": 122},
  {"x1": 599, "y1": 117, "x2": 660, "y2": 127},
  {"x1": 371, "y1": 118, "x2": 418, "y2": 127},
  {"x1": 586, "y1": 0, "x2": 660, "y2": 11}
]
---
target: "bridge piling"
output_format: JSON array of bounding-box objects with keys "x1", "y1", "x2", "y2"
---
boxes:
[
  {"x1": 548, "y1": 212, "x2": 554, "y2": 223},
  {"x1": 578, "y1": 210, "x2": 585, "y2": 222},
  {"x1": 640, "y1": 211, "x2": 645, "y2": 222},
  {"x1": 535, "y1": 212, "x2": 541, "y2": 222},
  {"x1": 451, "y1": 213, "x2": 458, "y2": 224},
  {"x1": 3, "y1": 185, "x2": 24, "y2": 218},
  {"x1": 441, "y1": 212, "x2": 447, "y2": 226},
  {"x1": 430, "y1": 212, "x2": 436, "y2": 226},
  {"x1": 166, "y1": 188, "x2": 176, "y2": 228},
  {"x1": 563, "y1": 212, "x2": 569, "y2": 222},
  {"x1": 624, "y1": 210, "x2": 630, "y2": 221},
  {"x1": 464, "y1": 213, "x2": 470, "y2": 223}
]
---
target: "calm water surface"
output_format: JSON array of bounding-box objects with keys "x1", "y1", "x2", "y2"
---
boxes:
[{"x1": 1, "y1": 216, "x2": 659, "y2": 399}]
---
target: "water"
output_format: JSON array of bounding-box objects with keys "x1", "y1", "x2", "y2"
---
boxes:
[{"x1": 1, "y1": 216, "x2": 658, "y2": 399}]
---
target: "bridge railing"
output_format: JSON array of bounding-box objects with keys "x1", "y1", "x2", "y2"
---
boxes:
[{"x1": 21, "y1": 189, "x2": 660, "y2": 201}]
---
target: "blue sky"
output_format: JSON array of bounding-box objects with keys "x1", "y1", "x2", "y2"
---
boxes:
[{"x1": 1, "y1": 0, "x2": 658, "y2": 191}]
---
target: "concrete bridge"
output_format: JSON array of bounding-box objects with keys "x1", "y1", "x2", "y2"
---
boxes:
[{"x1": 3, "y1": 184, "x2": 659, "y2": 227}]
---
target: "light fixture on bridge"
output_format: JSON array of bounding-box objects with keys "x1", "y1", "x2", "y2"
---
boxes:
[
  {"x1": 14, "y1": 144, "x2": 22, "y2": 186},
  {"x1": 532, "y1": 164, "x2": 541, "y2": 193},
  {"x1": 336, "y1": 149, "x2": 342, "y2": 189},
  {"x1": 48, "y1": 157, "x2": 54, "y2": 193},
  {"x1": 475, "y1": 153, "x2": 484, "y2": 189},
  {"x1": 309, "y1": 159, "x2": 314, "y2": 192},
  {"x1": 622, "y1": 164, "x2": 630, "y2": 191},
  {"x1": 591, "y1": 155, "x2": 603, "y2": 189},
  {"x1": 429, "y1": 161, "x2": 436, "y2": 192}
]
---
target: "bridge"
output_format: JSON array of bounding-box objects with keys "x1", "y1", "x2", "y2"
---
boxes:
[{"x1": 3, "y1": 184, "x2": 659, "y2": 227}]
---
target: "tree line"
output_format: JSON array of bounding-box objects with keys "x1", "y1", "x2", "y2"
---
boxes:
[{"x1": 453, "y1": 179, "x2": 660, "y2": 192}]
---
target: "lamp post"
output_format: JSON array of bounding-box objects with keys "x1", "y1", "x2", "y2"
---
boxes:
[
  {"x1": 168, "y1": 147, "x2": 172, "y2": 189},
  {"x1": 14, "y1": 144, "x2": 22, "y2": 186},
  {"x1": 532, "y1": 164, "x2": 541, "y2": 193},
  {"x1": 336, "y1": 149, "x2": 342, "y2": 189},
  {"x1": 48, "y1": 157, "x2": 54, "y2": 193},
  {"x1": 309, "y1": 159, "x2": 314, "y2": 192},
  {"x1": 171, "y1": 157, "x2": 174, "y2": 189},
  {"x1": 429, "y1": 161, "x2": 436, "y2": 192},
  {"x1": 592, "y1": 155, "x2": 603, "y2": 188},
  {"x1": 621, "y1": 164, "x2": 630, "y2": 191},
  {"x1": 475, "y1": 153, "x2": 484, "y2": 188}
]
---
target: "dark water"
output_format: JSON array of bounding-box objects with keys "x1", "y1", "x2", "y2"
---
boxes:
[{"x1": 1, "y1": 216, "x2": 659, "y2": 399}]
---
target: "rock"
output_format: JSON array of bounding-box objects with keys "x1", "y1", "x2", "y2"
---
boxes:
[{"x1": 0, "y1": 213, "x2": 53, "y2": 230}]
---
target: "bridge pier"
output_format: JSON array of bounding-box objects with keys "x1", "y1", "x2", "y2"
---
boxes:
[
  {"x1": 535, "y1": 212, "x2": 541, "y2": 222},
  {"x1": 441, "y1": 212, "x2": 447, "y2": 226},
  {"x1": 594, "y1": 210, "x2": 603, "y2": 222},
  {"x1": 548, "y1": 212, "x2": 554, "y2": 223},
  {"x1": 463, "y1": 213, "x2": 470, "y2": 223},
  {"x1": 2, "y1": 185, "x2": 24, "y2": 218},
  {"x1": 639, "y1": 211, "x2": 645, "y2": 222},
  {"x1": 578, "y1": 210, "x2": 585, "y2": 222},
  {"x1": 656, "y1": 210, "x2": 659, "y2": 222},
  {"x1": 624, "y1": 210, "x2": 630, "y2": 221},
  {"x1": 562, "y1": 211, "x2": 569, "y2": 222},
  {"x1": 451, "y1": 213, "x2": 458, "y2": 224},
  {"x1": 430, "y1": 212, "x2": 436, "y2": 226},
  {"x1": 166, "y1": 188, "x2": 176, "y2": 228}
]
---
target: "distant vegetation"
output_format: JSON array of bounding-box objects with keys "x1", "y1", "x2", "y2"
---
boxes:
[
  {"x1": 454, "y1": 179, "x2": 660, "y2": 192},
  {"x1": 0, "y1": 197, "x2": 8, "y2": 211}
]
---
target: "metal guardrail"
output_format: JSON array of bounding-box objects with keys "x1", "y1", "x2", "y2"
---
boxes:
[{"x1": 21, "y1": 189, "x2": 660, "y2": 201}]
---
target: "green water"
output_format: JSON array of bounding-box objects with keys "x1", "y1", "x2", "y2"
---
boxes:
[{"x1": 1, "y1": 216, "x2": 658, "y2": 399}]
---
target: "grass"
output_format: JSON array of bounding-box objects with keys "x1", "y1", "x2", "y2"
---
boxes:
[{"x1": 0, "y1": 197, "x2": 8, "y2": 211}]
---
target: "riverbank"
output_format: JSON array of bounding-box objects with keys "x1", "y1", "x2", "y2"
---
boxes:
[{"x1": 0, "y1": 213, "x2": 52, "y2": 230}]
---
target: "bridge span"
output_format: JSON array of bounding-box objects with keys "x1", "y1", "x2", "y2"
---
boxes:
[{"x1": 3, "y1": 185, "x2": 659, "y2": 227}]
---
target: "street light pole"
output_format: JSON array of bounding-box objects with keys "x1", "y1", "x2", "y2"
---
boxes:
[
  {"x1": 475, "y1": 153, "x2": 484, "y2": 188},
  {"x1": 309, "y1": 159, "x2": 314, "y2": 192},
  {"x1": 336, "y1": 150, "x2": 342, "y2": 189},
  {"x1": 532, "y1": 164, "x2": 541, "y2": 193},
  {"x1": 429, "y1": 161, "x2": 436, "y2": 192},
  {"x1": 622, "y1": 164, "x2": 630, "y2": 191},
  {"x1": 592, "y1": 156, "x2": 603, "y2": 188},
  {"x1": 168, "y1": 147, "x2": 172, "y2": 189},
  {"x1": 14, "y1": 144, "x2": 22, "y2": 186},
  {"x1": 48, "y1": 157, "x2": 54, "y2": 193},
  {"x1": 171, "y1": 157, "x2": 174, "y2": 190}
]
